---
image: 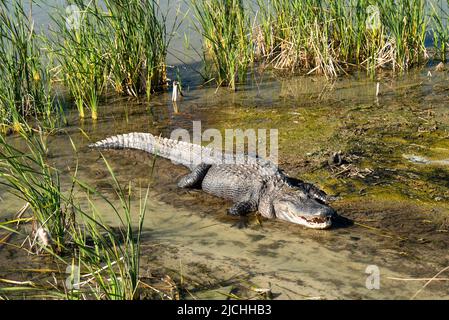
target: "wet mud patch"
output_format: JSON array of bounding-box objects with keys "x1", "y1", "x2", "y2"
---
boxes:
[{"x1": 329, "y1": 199, "x2": 449, "y2": 276}]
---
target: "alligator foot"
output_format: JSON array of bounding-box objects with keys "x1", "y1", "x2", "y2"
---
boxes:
[
  {"x1": 177, "y1": 163, "x2": 211, "y2": 188},
  {"x1": 226, "y1": 200, "x2": 257, "y2": 216},
  {"x1": 231, "y1": 216, "x2": 249, "y2": 229}
]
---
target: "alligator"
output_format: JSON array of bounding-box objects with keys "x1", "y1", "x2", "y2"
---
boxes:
[{"x1": 89, "y1": 132, "x2": 336, "y2": 229}]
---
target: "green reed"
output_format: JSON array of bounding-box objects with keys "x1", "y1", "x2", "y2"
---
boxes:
[
  {"x1": 103, "y1": 0, "x2": 171, "y2": 99},
  {"x1": 430, "y1": 0, "x2": 449, "y2": 61},
  {"x1": 0, "y1": 1, "x2": 60, "y2": 132},
  {"x1": 50, "y1": 1, "x2": 109, "y2": 120},
  {"x1": 254, "y1": 0, "x2": 429, "y2": 77},
  {"x1": 0, "y1": 127, "x2": 71, "y2": 253},
  {"x1": 49, "y1": 0, "x2": 171, "y2": 120},
  {"x1": 0, "y1": 132, "x2": 149, "y2": 300},
  {"x1": 192, "y1": 0, "x2": 253, "y2": 90},
  {"x1": 66, "y1": 159, "x2": 148, "y2": 300},
  {"x1": 378, "y1": 0, "x2": 428, "y2": 71}
]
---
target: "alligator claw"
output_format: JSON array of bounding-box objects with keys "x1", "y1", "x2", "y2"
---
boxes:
[{"x1": 231, "y1": 217, "x2": 248, "y2": 229}]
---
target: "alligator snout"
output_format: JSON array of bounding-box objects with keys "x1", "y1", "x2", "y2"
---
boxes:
[{"x1": 274, "y1": 197, "x2": 335, "y2": 229}]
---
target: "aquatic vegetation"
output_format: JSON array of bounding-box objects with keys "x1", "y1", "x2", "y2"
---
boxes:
[
  {"x1": 103, "y1": 0, "x2": 172, "y2": 100},
  {"x1": 254, "y1": 0, "x2": 429, "y2": 77},
  {"x1": 50, "y1": 0, "x2": 171, "y2": 120},
  {"x1": 430, "y1": 0, "x2": 449, "y2": 62},
  {"x1": 0, "y1": 1, "x2": 60, "y2": 132},
  {"x1": 193, "y1": 0, "x2": 430, "y2": 82},
  {"x1": 378, "y1": 0, "x2": 428, "y2": 71},
  {"x1": 0, "y1": 128, "x2": 70, "y2": 253},
  {"x1": 50, "y1": 1, "x2": 110, "y2": 120},
  {"x1": 0, "y1": 0, "x2": 446, "y2": 121},
  {"x1": 192, "y1": 0, "x2": 253, "y2": 90},
  {"x1": 67, "y1": 167, "x2": 148, "y2": 300},
  {"x1": 0, "y1": 132, "x2": 149, "y2": 299}
]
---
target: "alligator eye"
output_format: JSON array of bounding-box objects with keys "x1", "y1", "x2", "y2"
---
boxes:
[{"x1": 314, "y1": 197, "x2": 327, "y2": 205}]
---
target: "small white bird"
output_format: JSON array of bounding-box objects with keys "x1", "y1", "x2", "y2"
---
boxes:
[{"x1": 172, "y1": 81, "x2": 184, "y2": 102}]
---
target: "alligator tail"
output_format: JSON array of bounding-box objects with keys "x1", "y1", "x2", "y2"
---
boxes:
[
  {"x1": 89, "y1": 132, "x2": 156, "y2": 151},
  {"x1": 89, "y1": 132, "x2": 219, "y2": 169}
]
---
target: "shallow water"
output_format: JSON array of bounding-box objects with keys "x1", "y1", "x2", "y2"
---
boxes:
[{"x1": 2, "y1": 65, "x2": 449, "y2": 299}]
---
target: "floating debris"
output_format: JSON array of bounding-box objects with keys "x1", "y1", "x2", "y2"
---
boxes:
[
  {"x1": 36, "y1": 227, "x2": 52, "y2": 247},
  {"x1": 435, "y1": 62, "x2": 445, "y2": 72},
  {"x1": 328, "y1": 152, "x2": 372, "y2": 179},
  {"x1": 28, "y1": 219, "x2": 54, "y2": 254}
]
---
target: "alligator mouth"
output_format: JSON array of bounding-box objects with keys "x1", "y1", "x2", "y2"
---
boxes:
[
  {"x1": 276, "y1": 205, "x2": 334, "y2": 229},
  {"x1": 298, "y1": 216, "x2": 332, "y2": 229}
]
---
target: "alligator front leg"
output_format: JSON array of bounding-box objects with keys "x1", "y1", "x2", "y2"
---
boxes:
[
  {"x1": 227, "y1": 201, "x2": 257, "y2": 229},
  {"x1": 177, "y1": 163, "x2": 211, "y2": 188}
]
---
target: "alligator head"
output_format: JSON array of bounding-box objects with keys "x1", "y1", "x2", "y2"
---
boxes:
[{"x1": 272, "y1": 189, "x2": 335, "y2": 229}]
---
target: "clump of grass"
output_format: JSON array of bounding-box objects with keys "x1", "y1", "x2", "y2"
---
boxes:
[
  {"x1": 50, "y1": 1, "x2": 109, "y2": 120},
  {"x1": 0, "y1": 127, "x2": 72, "y2": 253},
  {"x1": 104, "y1": 0, "x2": 171, "y2": 99},
  {"x1": 430, "y1": 0, "x2": 449, "y2": 62},
  {"x1": 254, "y1": 0, "x2": 429, "y2": 77},
  {"x1": 378, "y1": 0, "x2": 428, "y2": 71},
  {"x1": 0, "y1": 131, "x2": 150, "y2": 299},
  {"x1": 50, "y1": 0, "x2": 171, "y2": 120},
  {"x1": 192, "y1": 0, "x2": 253, "y2": 90},
  {"x1": 0, "y1": 1, "x2": 60, "y2": 132},
  {"x1": 66, "y1": 164, "x2": 148, "y2": 300}
]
